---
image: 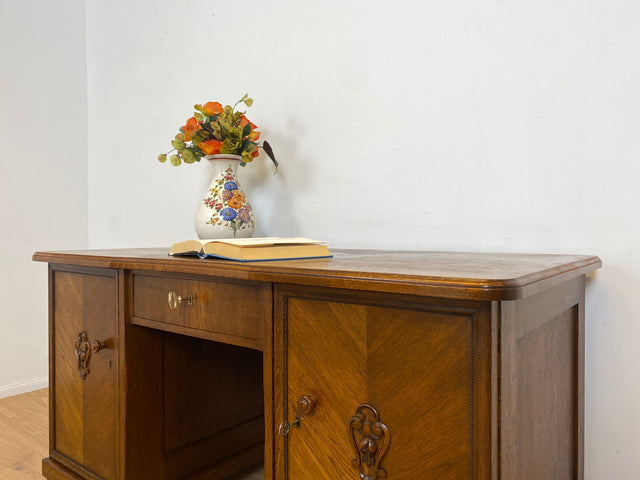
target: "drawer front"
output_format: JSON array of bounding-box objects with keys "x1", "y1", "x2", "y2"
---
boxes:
[{"x1": 132, "y1": 273, "x2": 270, "y2": 345}]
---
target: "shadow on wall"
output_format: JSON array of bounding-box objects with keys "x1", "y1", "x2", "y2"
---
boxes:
[
  {"x1": 241, "y1": 125, "x2": 311, "y2": 237},
  {"x1": 585, "y1": 265, "x2": 640, "y2": 341},
  {"x1": 584, "y1": 264, "x2": 640, "y2": 478}
]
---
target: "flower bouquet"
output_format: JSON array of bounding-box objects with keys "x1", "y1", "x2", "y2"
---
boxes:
[{"x1": 158, "y1": 94, "x2": 277, "y2": 169}]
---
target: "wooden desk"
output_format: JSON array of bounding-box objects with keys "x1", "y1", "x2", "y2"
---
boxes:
[{"x1": 33, "y1": 248, "x2": 601, "y2": 480}]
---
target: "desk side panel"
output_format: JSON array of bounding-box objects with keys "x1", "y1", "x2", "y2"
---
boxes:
[
  {"x1": 499, "y1": 276, "x2": 585, "y2": 479},
  {"x1": 49, "y1": 265, "x2": 118, "y2": 480}
]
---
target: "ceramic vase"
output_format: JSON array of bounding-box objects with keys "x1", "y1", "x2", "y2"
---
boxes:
[{"x1": 194, "y1": 154, "x2": 255, "y2": 239}]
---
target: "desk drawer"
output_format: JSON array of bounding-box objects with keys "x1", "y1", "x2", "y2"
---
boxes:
[{"x1": 132, "y1": 273, "x2": 270, "y2": 346}]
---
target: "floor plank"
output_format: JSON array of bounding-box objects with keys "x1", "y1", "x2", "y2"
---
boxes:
[{"x1": 0, "y1": 389, "x2": 48, "y2": 480}]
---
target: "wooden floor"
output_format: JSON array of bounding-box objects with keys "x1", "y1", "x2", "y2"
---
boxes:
[
  {"x1": 0, "y1": 388, "x2": 264, "y2": 480},
  {"x1": 227, "y1": 465, "x2": 264, "y2": 480},
  {"x1": 0, "y1": 389, "x2": 48, "y2": 480}
]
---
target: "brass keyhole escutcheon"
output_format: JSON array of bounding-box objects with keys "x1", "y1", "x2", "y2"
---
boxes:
[{"x1": 168, "y1": 291, "x2": 193, "y2": 310}]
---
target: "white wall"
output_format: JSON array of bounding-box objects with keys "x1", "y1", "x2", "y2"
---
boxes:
[
  {"x1": 0, "y1": 1, "x2": 88, "y2": 397},
  {"x1": 0, "y1": 0, "x2": 632, "y2": 476}
]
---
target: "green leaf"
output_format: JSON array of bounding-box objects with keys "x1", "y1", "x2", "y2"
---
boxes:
[
  {"x1": 158, "y1": 154, "x2": 167, "y2": 163},
  {"x1": 241, "y1": 140, "x2": 257, "y2": 153},
  {"x1": 194, "y1": 112, "x2": 204, "y2": 122},
  {"x1": 170, "y1": 155, "x2": 181, "y2": 166},
  {"x1": 241, "y1": 123, "x2": 251, "y2": 138},
  {"x1": 200, "y1": 121, "x2": 214, "y2": 134},
  {"x1": 244, "y1": 98, "x2": 253, "y2": 107},
  {"x1": 220, "y1": 144, "x2": 234, "y2": 155},
  {"x1": 181, "y1": 149, "x2": 196, "y2": 164}
]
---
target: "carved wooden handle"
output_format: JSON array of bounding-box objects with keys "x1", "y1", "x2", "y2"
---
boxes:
[
  {"x1": 348, "y1": 404, "x2": 390, "y2": 479},
  {"x1": 168, "y1": 291, "x2": 193, "y2": 310},
  {"x1": 296, "y1": 395, "x2": 317, "y2": 416},
  {"x1": 75, "y1": 332, "x2": 111, "y2": 379},
  {"x1": 91, "y1": 340, "x2": 108, "y2": 353},
  {"x1": 74, "y1": 331, "x2": 91, "y2": 380}
]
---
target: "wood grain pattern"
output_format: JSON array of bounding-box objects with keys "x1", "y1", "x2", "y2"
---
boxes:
[
  {"x1": 120, "y1": 324, "x2": 163, "y2": 480},
  {"x1": 34, "y1": 248, "x2": 600, "y2": 480},
  {"x1": 286, "y1": 296, "x2": 367, "y2": 479},
  {"x1": 41, "y1": 458, "x2": 85, "y2": 480},
  {"x1": 516, "y1": 308, "x2": 576, "y2": 477},
  {"x1": 279, "y1": 287, "x2": 493, "y2": 479},
  {"x1": 162, "y1": 333, "x2": 264, "y2": 479},
  {"x1": 51, "y1": 267, "x2": 117, "y2": 480},
  {"x1": 34, "y1": 249, "x2": 601, "y2": 301},
  {"x1": 131, "y1": 271, "x2": 270, "y2": 350},
  {"x1": 0, "y1": 389, "x2": 48, "y2": 480},
  {"x1": 500, "y1": 277, "x2": 584, "y2": 479}
]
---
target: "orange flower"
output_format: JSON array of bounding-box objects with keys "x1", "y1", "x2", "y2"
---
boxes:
[
  {"x1": 198, "y1": 139, "x2": 222, "y2": 155},
  {"x1": 183, "y1": 117, "x2": 202, "y2": 141},
  {"x1": 251, "y1": 149, "x2": 259, "y2": 158},
  {"x1": 239, "y1": 115, "x2": 261, "y2": 141},
  {"x1": 233, "y1": 191, "x2": 246, "y2": 203},
  {"x1": 227, "y1": 197, "x2": 243, "y2": 209},
  {"x1": 239, "y1": 115, "x2": 258, "y2": 132},
  {"x1": 203, "y1": 102, "x2": 223, "y2": 116}
]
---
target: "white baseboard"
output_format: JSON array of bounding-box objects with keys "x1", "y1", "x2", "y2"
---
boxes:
[{"x1": 0, "y1": 376, "x2": 49, "y2": 399}]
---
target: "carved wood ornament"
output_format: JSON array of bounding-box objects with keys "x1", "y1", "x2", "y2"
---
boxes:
[
  {"x1": 75, "y1": 331, "x2": 91, "y2": 380},
  {"x1": 348, "y1": 403, "x2": 390, "y2": 480}
]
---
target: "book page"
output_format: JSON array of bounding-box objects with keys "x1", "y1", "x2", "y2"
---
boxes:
[{"x1": 205, "y1": 237, "x2": 324, "y2": 247}]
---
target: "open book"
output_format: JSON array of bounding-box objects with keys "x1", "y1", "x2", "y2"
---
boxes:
[{"x1": 169, "y1": 237, "x2": 332, "y2": 262}]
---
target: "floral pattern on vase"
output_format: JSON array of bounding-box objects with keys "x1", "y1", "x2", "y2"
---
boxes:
[{"x1": 195, "y1": 155, "x2": 255, "y2": 239}]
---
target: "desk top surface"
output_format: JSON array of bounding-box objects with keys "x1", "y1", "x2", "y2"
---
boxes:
[{"x1": 33, "y1": 248, "x2": 601, "y2": 301}]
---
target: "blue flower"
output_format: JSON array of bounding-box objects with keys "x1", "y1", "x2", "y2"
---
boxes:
[
  {"x1": 224, "y1": 181, "x2": 238, "y2": 191},
  {"x1": 220, "y1": 208, "x2": 237, "y2": 221}
]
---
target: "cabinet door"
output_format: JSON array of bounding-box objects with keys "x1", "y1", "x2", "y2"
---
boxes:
[
  {"x1": 276, "y1": 290, "x2": 491, "y2": 480},
  {"x1": 51, "y1": 267, "x2": 118, "y2": 479}
]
